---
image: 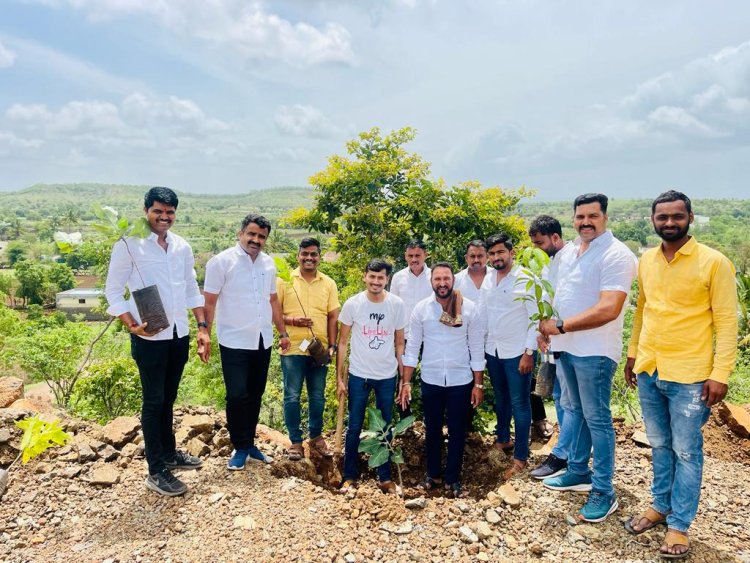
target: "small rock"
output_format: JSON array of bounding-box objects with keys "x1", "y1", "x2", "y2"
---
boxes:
[
  {"x1": 97, "y1": 444, "x2": 119, "y2": 462},
  {"x1": 0, "y1": 428, "x2": 11, "y2": 443},
  {"x1": 101, "y1": 416, "x2": 140, "y2": 448},
  {"x1": 344, "y1": 554, "x2": 356, "y2": 563},
  {"x1": 121, "y1": 443, "x2": 144, "y2": 458},
  {"x1": 209, "y1": 492, "x2": 225, "y2": 504},
  {"x1": 380, "y1": 521, "x2": 413, "y2": 535},
  {"x1": 486, "y1": 491, "x2": 501, "y2": 507},
  {"x1": 34, "y1": 462, "x2": 52, "y2": 474},
  {"x1": 718, "y1": 402, "x2": 750, "y2": 438},
  {"x1": 0, "y1": 377, "x2": 24, "y2": 408},
  {"x1": 476, "y1": 553, "x2": 489, "y2": 561},
  {"x1": 567, "y1": 530, "x2": 585, "y2": 543},
  {"x1": 459, "y1": 526, "x2": 478, "y2": 543},
  {"x1": 89, "y1": 466, "x2": 120, "y2": 486},
  {"x1": 405, "y1": 497, "x2": 427, "y2": 510},
  {"x1": 61, "y1": 466, "x2": 81, "y2": 479},
  {"x1": 485, "y1": 509, "x2": 501, "y2": 524},
  {"x1": 233, "y1": 516, "x2": 257, "y2": 530},
  {"x1": 186, "y1": 438, "x2": 209, "y2": 458},
  {"x1": 530, "y1": 542, "x2": 544, "y2": 555},
  {"x1": 565, "y1": 514, "x2": 579, "y2": 526},
  {"x1": 456, "y1": 501, "x2": 470, "y2": 513},
  {"x1": 576, "y1": 524, "x2": 602, "y2": 541},
  {"x1": 632, "y1": 430, "x2": 651, "y2": 447},
  {"x1": 497, "y1": 483, "x2": 521, "y2": 508},
  {"x1": 474, "y1": 521, "x2": 493, "y2": 540},
  {"x1": 77, "y1": 443, "x2": 97, "y2": 463},
  {"x1": 180, "y1": 414, "x2": 215, "y2": 434}
]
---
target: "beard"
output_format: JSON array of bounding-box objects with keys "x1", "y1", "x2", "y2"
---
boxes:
[
  {"x1": 433, "y1": 286, "x2": 453, "y2": 299},
  {"x1": 656, "y1": 224, "x2": 689, "y2": 242}
]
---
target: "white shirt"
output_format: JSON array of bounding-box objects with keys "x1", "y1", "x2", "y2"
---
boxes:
[
  {"x1": 339, "y1": 291, "x2": 408, "y2": 380},
  {"x1": 403, "y1": 295, "x2": 486, "y2": 387},
  {"x1": 481, "y1": 266, "x2": 539, "y2": 359},
  {"x1": 390, "y1": 265, "x2": 432, "y2": 340},
  {"x1": 551, "y1": 231, "x2": 638, "y2": 362},
  {"x1": 105, "y1": 231, "x2": 204, "y2": 341},
  {"x1": 203, "y1": 245, "x2": 277, "y2": 350},
  {"x1": 454, "y1": 266, "x2": 492, "y2": 303}
]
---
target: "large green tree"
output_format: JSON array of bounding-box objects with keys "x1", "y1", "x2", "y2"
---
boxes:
[{"x1": 289, "y1": 127, "x2": 530, "y2": 270}]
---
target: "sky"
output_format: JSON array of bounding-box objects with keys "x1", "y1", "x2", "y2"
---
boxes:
[{"x1": 1, "y1": 0, "x2": 750, "y2": 199}]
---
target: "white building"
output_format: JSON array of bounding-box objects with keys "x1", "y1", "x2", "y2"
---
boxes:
[{"x1": 55, "y1": 288, "x2": 107, "y2": 320}]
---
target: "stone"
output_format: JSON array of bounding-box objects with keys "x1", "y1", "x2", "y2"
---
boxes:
[
  {"x1": 631, "y1": 430, "x2": 651, "y2": 447},
  {"x1": 233, "y1": 516, "x2": 257, "y2": 530},
  {"x1": 485, "y1": 509, "x2": 501, "y2": 524},
  {"x1": 575, "y1": 524, "x2": 602, "y2": 541},
  {"x1": 8, "y1": 397, "x2": 51, "y2": 414},
  {"x1": 459, "y1": 526, "x2": 478, "y2": 543},
  {"x1": 0, "y1": 377, "x2": 23, "y2": 408},
  {"x1": 209, "y1": 492, "x2": 225, "y2": 504},
  {"x1": 474, "y1": 521, "x2": 493, "y2": 540},
  {"x1": 175, "y1": 427, "x2": 192, "y2": 445},
  {"x1": 61, "y1": 466, "x2": 81, "y2": 479},
  {"x1": 485, "y1": 491, "x2": 501, "y2": 507},
  {"x1": 77, "y1": 443, "x2": 97, "y2": 463},
  {"x1": 212, "y1": 430, "x2": 231, "y2": 448},
  {"x1": 97, "y1": 444, "x2": 119, "y2": 462},
  {"x1": 180, "y1": 414, "x2": 215, "y2": 434},
  {"x1": 530, "y1": 543, "x2": 544, "y2": 555},
  {"x1": 0, "y1": 428, "x2": 11, "y2": 443},
  {"x1": 186, "y1": 438, "x2": 209, "y2": 458},
  {"x1": 380, "y1": 521, "x2": 413, "y2": 535},
  {"x1": 101, "y1": 417, "x2": 140, "y2": 448},
  {"x1": 565, "y1": 514, "x2": 579, "y2": 526},
  {"x1": 405, "y1": 497, "x2": 427, "y2": 509},
  {"x1": 718, "y1": 402, "x2": 750, "y2": 438},
  {"x1": 497, "y1": 483, "x2": 521, "y2": 508},
  {"x1": 567, "y1": 530, "x2": 585, "y2": 543},
  {"x1": 476, "y1": 552, "x2": 489, "y2": 561},
  {"x1": 89, "y1": 466, "x2": 120, "y2": 486},
  {"x1": 120, "y1": 443, "x2": 143, "y2": 458}
]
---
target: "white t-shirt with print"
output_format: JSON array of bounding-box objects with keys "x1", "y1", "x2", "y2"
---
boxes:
[{"x1": 339, "y1": 291, "x2": 408, "y2": 380}]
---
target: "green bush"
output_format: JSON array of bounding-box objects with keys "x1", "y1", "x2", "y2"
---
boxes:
[{"x1": 72, "y1": 358, "x2": 142, "y2": 423}]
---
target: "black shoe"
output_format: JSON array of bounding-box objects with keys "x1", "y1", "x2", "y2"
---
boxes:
[
  {"x1": 145, "y1": 469, "x2": 187, "y2": 496},
  {"x1": 530, "y1": 454, "x2": 567, "y2": 480},
  {"x1": 165, "y1": 450, "x2": 203, "y2": 470}
]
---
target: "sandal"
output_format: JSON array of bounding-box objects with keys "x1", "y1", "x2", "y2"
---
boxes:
[
  {"x1": 445, "y1": 482, "x2": 467, "y2": 498},
  {"x1": 378, "y1": 480, "x2": 399, "y2": 495},
  {"x1": 660, "y1": 529, "x2": 690, "y2": 559},
  {"x1": 287, "y1": 443, "x2": 304, "y2": 461},
  {"x1": 624, "y1": 507, "x2": 667, "y2": 535},
  {"x1": 308, "y1": 436, "x2": 333, "y2": 458},
  {"x1": 502, "y1": 460, "x2": 527, "y2": 481},
  {"x1": 419, "y1": 476, "x2": 443, "y2": 491},
  {"x1": 493, "y1": 441, "x2": 514, "y2": 454},
  {"x1": 533, "y1": 420, "x2": 554, "y2": 440},
  {"x1": 339, "y1": 479, "x2": 358, "y2": 493}
]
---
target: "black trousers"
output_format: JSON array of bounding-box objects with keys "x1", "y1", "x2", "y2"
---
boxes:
[
  {"x1": 131, "y1": 331, "x2": 189, "y2": 474},
  {"x1": 219, "y1": 338, "x2": 272, "y2": 451}
]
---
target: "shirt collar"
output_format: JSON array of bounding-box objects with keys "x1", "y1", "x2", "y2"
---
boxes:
[
  {"x1": 233, "y1": 243, "x2": 267, "y2": 262},
  {"x1": 147, "y1": 230, "x2": 174, "y2": 244},
  {"x1": 573, "y1": 229, "x2": 613, "y2": 248},
  {"x1": 675, "y1": 236, "x2": 697, "y2": 256},
  {"x1": 291, "y1": 267, "x2": 323, "y2": 282},
  {"x1": 409, "y1": 266, "x2": 430, "y2": 279}
]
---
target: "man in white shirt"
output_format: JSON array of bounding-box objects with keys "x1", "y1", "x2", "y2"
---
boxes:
[
  {"x1": 390, "y1": 239, "x2": 432, "y2": 340},
  {"x1": 453, "y1": 239, "x2": 492, "y2": 303},
  {"x1": 105, "y1": 187, "x2": 210, "y2": 497},
  {"x1": 203, "y1": 214, "x2": 290, "y2": 470},
  {"x1": 399, "y1": 262, "x2": 486, "y2": 497},
  {"x1": 337, "y1": 259, "x2": 407, "y2": 494},
  {"x1": 481, "y1": 234, "x2": 538, "y2": 480},
  {"x1": 539, "y1": 193, "x2": 637, "y2": 523}
]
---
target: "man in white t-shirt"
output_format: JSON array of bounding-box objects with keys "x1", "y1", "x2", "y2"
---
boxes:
[
  {"x1": 203, "y1": 214, "x2": 291, "y2": 471},
  {"x1": 454, "y1": 239, "x2": 492, "y2": 303},
  {"x1": 538, "y1": 193, "x2": 637, "y2": 524},
  {"x1": 337, "y1": 259, "x2": 408, "y2": 494}
]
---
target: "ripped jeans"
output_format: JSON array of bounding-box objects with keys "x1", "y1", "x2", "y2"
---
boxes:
[{"x1": 637, "y1": 371, "x2": 711, "y2": 532}]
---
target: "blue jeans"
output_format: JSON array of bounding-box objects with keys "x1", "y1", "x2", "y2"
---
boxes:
[
  {"x1": 550, "y1": 362, "x2": 573, "y2": 461},
  {"x1": 422, "y1": 380, "x2": 473, "y2": 485},
  {"x1": 637, "y1": 371, "x2": 711, "y2": 532},
  {"x1": 557, "y1": 352, "x2": 617, "y2": 496},
  {"x1": 343, "y1": 374, "x2": 397, "y2": 482},
  {"x1": 281, "y1": 355, "x2": 328, "y2": 444},
  {"x1": 487, "y1": 353, "x2": 533, "y2": 462}
]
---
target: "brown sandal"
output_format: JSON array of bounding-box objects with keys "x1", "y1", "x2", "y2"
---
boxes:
[
  {"x1": 339, "y1": 479, "x2": 358, "y2": 493},
  {"x1": 308, "y1": 436, "x2": 333, "y2": 457},
  {"x1": 287, "y1": 443, "x2": 304, "y2": 461},
  {"x1": 660, "y1": 529, "x2": 690, "y2": 559},
  {"x1": 624, "y1": 507, "x2": 667, "y2": 535},
  {"x1": 378, "y1": 480, "x2": 399, "y2": 495},
  {"x1": 502, "y1": 460, "x2": 527, "y2": 481}
]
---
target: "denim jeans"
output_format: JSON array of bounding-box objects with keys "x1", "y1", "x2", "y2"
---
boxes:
[
  {"x1": 550, "y1": 363, "x2": 573, "y2": 461},
  {"x1": 130, "y1": 331, "x2": 189, "y2": 474},
  {"x1": 557, "y1": 352, "x2": 617, "y2": 496},
  {"x1": 281, "y1": 355, "x2": 328, "y2": 444},
  {"x1": 637, "y1": 371, "x2": 711, "y2": 532},
  {"x1": 343, "y1": 374, "x2": 397, "y2": 482},
  {"x1": 486, "y1": 353, "x2": 533, "y2": 462},
  {"x1": 422, "y1": 380, "x2": 473, "y2": 485},
  {"x1": 220, "y1": 340, "x2": 272, "y2": 451}
]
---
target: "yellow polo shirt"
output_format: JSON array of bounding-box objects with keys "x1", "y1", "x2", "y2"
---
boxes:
[
  {"x1": 628, "y1": 237, "x2": 737, "y2": 384},
  {"x1": 276, "y1": 268, "x2": 340, "y2": 356}
]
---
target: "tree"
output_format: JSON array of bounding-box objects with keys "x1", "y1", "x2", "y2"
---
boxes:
[
  {"x1": 289, "y1": 127, "x2": 530, "y2": 269},
  {"x1": 6, "y1": 241, "x2": 28, "y2": 266}
]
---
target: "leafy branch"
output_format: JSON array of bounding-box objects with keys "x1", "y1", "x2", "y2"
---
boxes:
[
  {"x1": 514, "y1": 246, "x2": 558, "y2": 325},
  {"x1": 358, "y1": 407, "x2": 415, "y2": 494}
]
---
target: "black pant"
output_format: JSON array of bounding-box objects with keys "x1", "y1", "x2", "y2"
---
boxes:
[
  {"x1": 421, "y1": 380, "x2": 473, "y2": 485},
  {"x1": 131, "y1": 332, "x2": 189, "y2": 474},
  {"x1": 530, "y1": 376, "x2": 547, "y2": 422},
  {"x1": 219, "y1": 339, "x2": 272, "y2": 451}
]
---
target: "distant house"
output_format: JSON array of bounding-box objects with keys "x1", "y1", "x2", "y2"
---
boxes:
[{"x1": 55, "y1": 288, "x2": 107, "y2": 320}]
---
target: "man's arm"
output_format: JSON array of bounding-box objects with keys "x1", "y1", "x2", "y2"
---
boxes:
[
  {"x1": 327, "y1": 307, "x2": 340, "y2": 357},
  {"x1": 540, "y1": 290, "x2": 628, "y2": 336},
  {"x1": 625, "y1": 270, "x2": 646, "y2": 388},
  {"x1": 467, "y1": 306, "x2": 486, "y2": 407},
  {"x1": 336, "y1": 323, "x2": 352, "y2": 399},
  {"x1": 199, "y1": 292, "x2": 220, "y2": 364},
  {"x1": 270, "y1": 293, "x2": 291, "y2": 353},
  {"x1": 399, "y1": 308, "x2": 423, "y2": 409}
]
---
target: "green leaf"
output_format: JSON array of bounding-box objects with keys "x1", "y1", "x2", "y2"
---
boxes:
[
  {"x1": 128, "y1": 217, "x2": 151, "y2": 238},
  {"x1": 15, "y1": 417, "x2": 71, "y2": 464},
  {"x1": 358, "y1": 437, "x2": 382, "y2": 454},
  {"x1": 390, "y1": 446, "x2": 404, "y2": 465},
  {"x1": 367, "y1": 445, "x2": 390, "y2": 468},
  {"x1": 393, "y1": 415, "x2": 415, "y2": 436},
  {"x1": 359, "y1": 430, "x2": 378, "y2": 439},
  {"x1": 366, "y1": 406, "x2": 387, "y2": 432},
  {"x1": 273, "y1": 256, "x2": 292, "y2": 283}
]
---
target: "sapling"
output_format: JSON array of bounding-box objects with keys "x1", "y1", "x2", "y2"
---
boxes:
[
  {"x1": 358, "y1": 406, "x2": 415, "y2": 495},
  {"x1": 0, "y1": 416, "x2": 71, "y2": 496}
]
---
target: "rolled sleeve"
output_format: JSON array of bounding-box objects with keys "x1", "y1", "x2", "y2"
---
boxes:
[
  {"x1": 402, "y1": 307, "x2": 423, "y2": 368},
  {"x1": 104, "y1": 240, "x2": 133, "y2": 317}
]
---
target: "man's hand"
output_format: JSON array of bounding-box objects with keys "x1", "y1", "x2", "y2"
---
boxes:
[
  {"x1": 624, "y1": 357, "x2": 637, "y2": 388},
  {"x1": 519, "y1": 354, "x2": 534, "y2": 375},
  {"x1": 196, "y1": 331, "x2": 211, "y2": 363},
  {"x1": 397, "y1": 383, "x2": 412, "y2": 410},
  {"x1": 537, "y1": 334, "x2": 549, "y2": 354},
  {"x1": 290, "y1": 316, "x2": 313, "y2": 328},
  {"x1": 702, "y1": 380, "x2": 728, "y2": 407},
  {"x1": 336, "y1": 376, "x2": 348, "y2": 401},
  {"x1": 279, "y1": 336, "x2": 291, "y2": 353},
  {"x1": 129, "y1": 321, "x2": 161, "y2": 337},
  {"x1": 471, "y1": 386, "x2": 484, "y2": 408},
  {"x1": 538, "y1": 319, "x2": 560, "y2": 338}
]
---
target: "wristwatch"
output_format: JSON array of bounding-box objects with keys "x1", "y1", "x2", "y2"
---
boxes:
[
  {"x1": 280, "y1": 332, "x2": 289, "y2": 339},
  {"x1": 474, "y1": 383, "x2": 485, "y2": 389},
  {"x1": 524, "y1": 348, "x2": 534, "y2": 356},
  {"x1": 556, "y1": 319, "x2": 566, "y2": 334},
  {"x1": 197, "y1": 321, "x2": 208, "y2": 329}
]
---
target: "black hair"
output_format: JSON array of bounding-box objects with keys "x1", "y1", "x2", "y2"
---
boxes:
[
  {"x1": 405, "y1": 239, "x2": 427, "y2": 251},
  {"x1": 465, "y1": 239, "x2": 486, "y2": 253},
  {"x1": 431, "y1": 261, "x2": 454, "y2": 277},
  {"x1": 573, "y1": 193, "x2": 608, "y2": 213},
  {"x1": 651, "y1": 190, "x2": 692, "y2": 215},
  {"x1": 240, "y1": 213, "x2": 272, "y2": 233},
  {"x1": 298, "y1": 237, "x2": 321, "y2": 251},
  {"x1": 485, "y1": 233, "x2": 513, "y2": 251},
  {"x1": 144, "y1": 186, "x2": 179, "y2": 209},
  {"x1": 529, "y1": 215, "x2": 562, "y2": 237},
  {"x1": 365, "y1": 258, "x2": 393, "y2": 276}
]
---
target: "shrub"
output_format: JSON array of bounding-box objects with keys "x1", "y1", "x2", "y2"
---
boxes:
[{"x1": 72, "y1": 358, "x2": 142, "y2": 423}]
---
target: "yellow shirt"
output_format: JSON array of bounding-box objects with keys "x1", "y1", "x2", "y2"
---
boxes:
[
  {"x1": 277, "y1": 268, "x2": 340, "y2": 355},
  {"x1": 628, "y1": 237, "x2": 737, "y2": 384}
]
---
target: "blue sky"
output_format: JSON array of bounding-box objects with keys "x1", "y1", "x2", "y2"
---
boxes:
[{"x1": 1, "y1": 1, "x2": 750, "y2": 199}]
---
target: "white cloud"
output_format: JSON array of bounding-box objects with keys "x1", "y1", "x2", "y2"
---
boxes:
[
  {"x1": 274, "y1": 104, "x2": 340, "y2": 138},
  {"x1": 31, "y1": 0, "x2": 355, "y2": 66},
  {"x1": 0, "y1": 41, "x2": 15, "y2": 68}
]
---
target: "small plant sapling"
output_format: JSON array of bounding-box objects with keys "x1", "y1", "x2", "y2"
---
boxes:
[{"x1": 358, "y1": 407, "x2": 415, "y2": 495}]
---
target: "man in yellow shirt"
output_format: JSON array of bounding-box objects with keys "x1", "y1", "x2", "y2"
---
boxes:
[
  {"x1": 624, "y1": 190, "x2": 737, "y2": 560},
  {"x1": 278, "y1": 237, "x2": 340, "y2": 461}
]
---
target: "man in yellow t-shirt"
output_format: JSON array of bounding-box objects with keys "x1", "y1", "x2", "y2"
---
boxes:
[
  {"x1": 277, "y1": 237, "x2": 340, "y2": 461},
  {"x1": 624, "y1": 190, "x2": 737, "y2": 559}
]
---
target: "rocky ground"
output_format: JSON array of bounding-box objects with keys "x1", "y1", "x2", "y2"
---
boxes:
[{"x1": 1, "y1": 377, "x2": 749, "y2": 563}]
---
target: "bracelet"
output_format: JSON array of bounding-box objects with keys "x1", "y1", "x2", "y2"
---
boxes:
[
  {"x1": 197, "y1": 321, "x2": 208, "y2": 329},
  {"x1": 401, "y1": 382, "x2": 412, "y2": 387},
  {"x1": 474, "y1": 384, "x2": 484, "y2": 389}
]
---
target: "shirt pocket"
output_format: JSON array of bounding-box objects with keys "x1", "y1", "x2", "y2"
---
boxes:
[{"x1": 667, "y1": 269, "x2": 707, "y2": 307}]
